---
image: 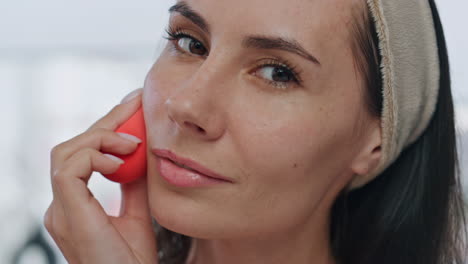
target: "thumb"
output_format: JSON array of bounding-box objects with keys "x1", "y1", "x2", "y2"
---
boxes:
[{"x1": 119, "y1": 176, "x2": 151, "y2": 220}]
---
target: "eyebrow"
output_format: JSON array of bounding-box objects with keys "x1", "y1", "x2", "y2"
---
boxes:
[
  {"x1": 168, "y1": 1, "x2": 321, "y2": 67},
  {"x1": 169, "y1": 1, "x2": 211, "y2": 35},
  {"x1": 243, "y1": 37, "x2": 321, "y2": 66}
]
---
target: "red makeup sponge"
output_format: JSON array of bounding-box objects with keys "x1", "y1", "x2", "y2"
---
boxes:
[{"x1": 102, "y1": 107, "x2": 147, "y2": 184}]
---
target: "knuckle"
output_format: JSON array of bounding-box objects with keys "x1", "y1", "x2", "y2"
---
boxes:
[
  {"x1": 105, "y1": 104, "x2": 122, "y2": 118},
  {"x1": 87, "y1": 120, "x2": 106, "y2": 132},
  {"x1": 111, "y1": 103, "x2": 124, "y2": 112},
  {"x1": 74, "y1": 148, "x2": 97, "y2": 167},
  {"x1": 92, "y1": 128, "x2": 116, "y2": 143},
  {"x1": 50, "y1": 144, "x2": 64, "y2": 159},
  {"x1": 52, "y1": 170, "x2": 68, "y2": 187},
  {"x1": 52, "y1": 148, "x2": 96, "y2": 182},
  {"x1": 78, "y1": 147, "x2": 96, "y2": 158},
  {"x1": 88, "y1": 126, "x2": 106, "y2": 136},
  {"x1": 108, "y1": 105, "x2": 124, "y2": 124},
  {"x1": 43, "y1": 208, "x2": 54, "y2": 233},
  {"x1": 44, "y1": 208, "x2": 69, "y2": 244},
  {"x1": 51, "y1": 167, "x2": 59, "y2": 178}
]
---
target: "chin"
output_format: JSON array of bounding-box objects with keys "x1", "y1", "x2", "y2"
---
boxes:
[
  {"x1": 147, "y1": 182, "x2": 228, "y2": 239},
  {"x1": 149, "y1": 194, "x2": 229, "y2": 240}
]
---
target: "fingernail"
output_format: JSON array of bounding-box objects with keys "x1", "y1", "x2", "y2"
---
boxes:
[
  {"x1": 121, "y1": 88, "x2": 143, "y2": 104},
  {"x1": 117, "y1": 132, "x2": 142, "y2": 144},
  {"x1": 104, "y1": 154, "x2": 125, "y2": 164}
]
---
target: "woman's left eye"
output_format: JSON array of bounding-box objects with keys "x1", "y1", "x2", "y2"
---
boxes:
[
  {"x1": 258, "y1": 66, "x2": 295, "y2": 82},
  {"x1": 254, "y1": 64, "x2": 301, "y2": 89}
]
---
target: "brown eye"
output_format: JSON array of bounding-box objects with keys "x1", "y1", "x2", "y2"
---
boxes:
[
  {"x1": 177, "y1": 37, "x2": 207, "y2": 56},
  {"x1": 251, "y1": 60, "x2": 302, "y2": 90},
  {"x1": 257, "y1": 66, "x2": 296, "y2": 83},
  {"x1": 272, "y1": 67, "x2": 294, "y2": 82}
]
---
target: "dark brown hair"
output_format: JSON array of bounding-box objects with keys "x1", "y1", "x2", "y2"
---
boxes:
[
  {"x1": 331, "y1": 1, "x2": 467, "y2": 263},
  {"x1": 153, "y1": 1, "x2": 467, "y2": 263}
]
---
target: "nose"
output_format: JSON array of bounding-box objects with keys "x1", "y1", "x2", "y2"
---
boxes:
[{"x1": 164, "y1": 71, "x2": 227, "y2": 141}]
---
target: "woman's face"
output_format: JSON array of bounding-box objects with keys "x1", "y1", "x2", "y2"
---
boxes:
[{"x1": 143, "y1": 0, "x2": 380, "y2": 239}]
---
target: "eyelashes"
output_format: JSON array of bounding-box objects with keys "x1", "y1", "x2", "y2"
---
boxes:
[
  {"x1": 163, "y1": 25, "x2": 304, "y2": 89},
  {"x1": 164, "y1": 25, "x2": 207, "y2": 55},
  {"x1": 252, "y1": 58, "x2": 303, "y2": 90},
  {"x1": 164, "y1": 25, "x2": 190, "y2": 41}
]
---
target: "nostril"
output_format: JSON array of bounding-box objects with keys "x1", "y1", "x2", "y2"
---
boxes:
[{"x1": 184, "y1": 121, "x2": 206, "y2": 134}]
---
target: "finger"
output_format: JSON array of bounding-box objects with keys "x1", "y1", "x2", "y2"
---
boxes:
[
  {"x1": 51, "y1": 88, "x2": 142, "y2": 171},
  {"x1": 49, "y1": 130, "x2": 140, "y2": 234},
  {"x1": 88, "y1": 88, "x2": 143, "y2": 131},
  {"x1": 50, "y1": 129, "x2": 141, "y2": 173},
  {"x1": 52, "y1": 148, "x2": 123, "y2": 219},
  {"x1": 119, "y1": 176, "x2": 151, "y2": 221}
]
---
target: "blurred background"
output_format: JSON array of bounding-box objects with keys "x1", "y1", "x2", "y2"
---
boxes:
[{"x1": 0, "y1": 0, "x2": 466, "y2": 263}]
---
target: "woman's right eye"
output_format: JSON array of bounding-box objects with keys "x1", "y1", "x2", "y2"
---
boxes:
[{"x1": 164, "y1": 28, "x2": 208, "y2": 57}]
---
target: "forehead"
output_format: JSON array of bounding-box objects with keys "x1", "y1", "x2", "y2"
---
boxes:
[
  {"x1": 174, "y1": 0, "x2": 360, "y2": 62},
  {"x1": 178, "y1": 0, "x2": 357, "y2": 39}
]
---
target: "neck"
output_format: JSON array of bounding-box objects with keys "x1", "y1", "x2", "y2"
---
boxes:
[{"x1": 187, "y1": 214, "x2": 336, "y2": 264}]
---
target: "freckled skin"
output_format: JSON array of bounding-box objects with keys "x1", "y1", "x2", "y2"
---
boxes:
[{"x1": 143, "y1": 0, "x2": 381, "y2": 263}]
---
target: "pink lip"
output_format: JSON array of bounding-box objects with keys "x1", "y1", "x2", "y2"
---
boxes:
[{"x1": 151, "y1": 148, "x2": 233, "y2": 183}]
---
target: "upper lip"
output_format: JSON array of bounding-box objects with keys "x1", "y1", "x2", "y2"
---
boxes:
[{"x1": 151, "y1": 148, "x2": 233, "y2": 183}]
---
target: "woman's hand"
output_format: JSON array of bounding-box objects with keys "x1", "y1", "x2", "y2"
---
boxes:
[{"x1": 44, "y1": 88, "x2": 158, "y2": 264}]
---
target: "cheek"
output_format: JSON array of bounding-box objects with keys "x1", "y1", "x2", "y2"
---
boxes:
[
  {"x1": 143, "y1": 56, "x2": 182, "y2": 109},
  {"x1": 230, "y1": 87, "x2": 363, "y2": 201},
  {"x1": 142, "y1": 54, "x2": 195, "y2": 132},
  {"x1": 240, "y1": 120, "x2": 316, "y2": 173},
  {"x1": 223, "y1": 94, "x2": 362, "y2": 230},
  {"x1": 231, "y1": 103, "x2": 329, "y2": 183},
  {"x1": 227, "y1": 102, "x2": 329, "y2": 209},
  {"x1": 218, "y1": 108, "x2": 342, "y2": 236}
]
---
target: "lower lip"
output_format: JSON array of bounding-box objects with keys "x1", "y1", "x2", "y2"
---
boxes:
[{"x1": 156, "y1": 157, "x2": 230, "y2": 187}]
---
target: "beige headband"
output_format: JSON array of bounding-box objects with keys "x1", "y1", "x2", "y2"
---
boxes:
[{"x1": 349, "y1": 0, "x2": 440, "y2": 189}]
